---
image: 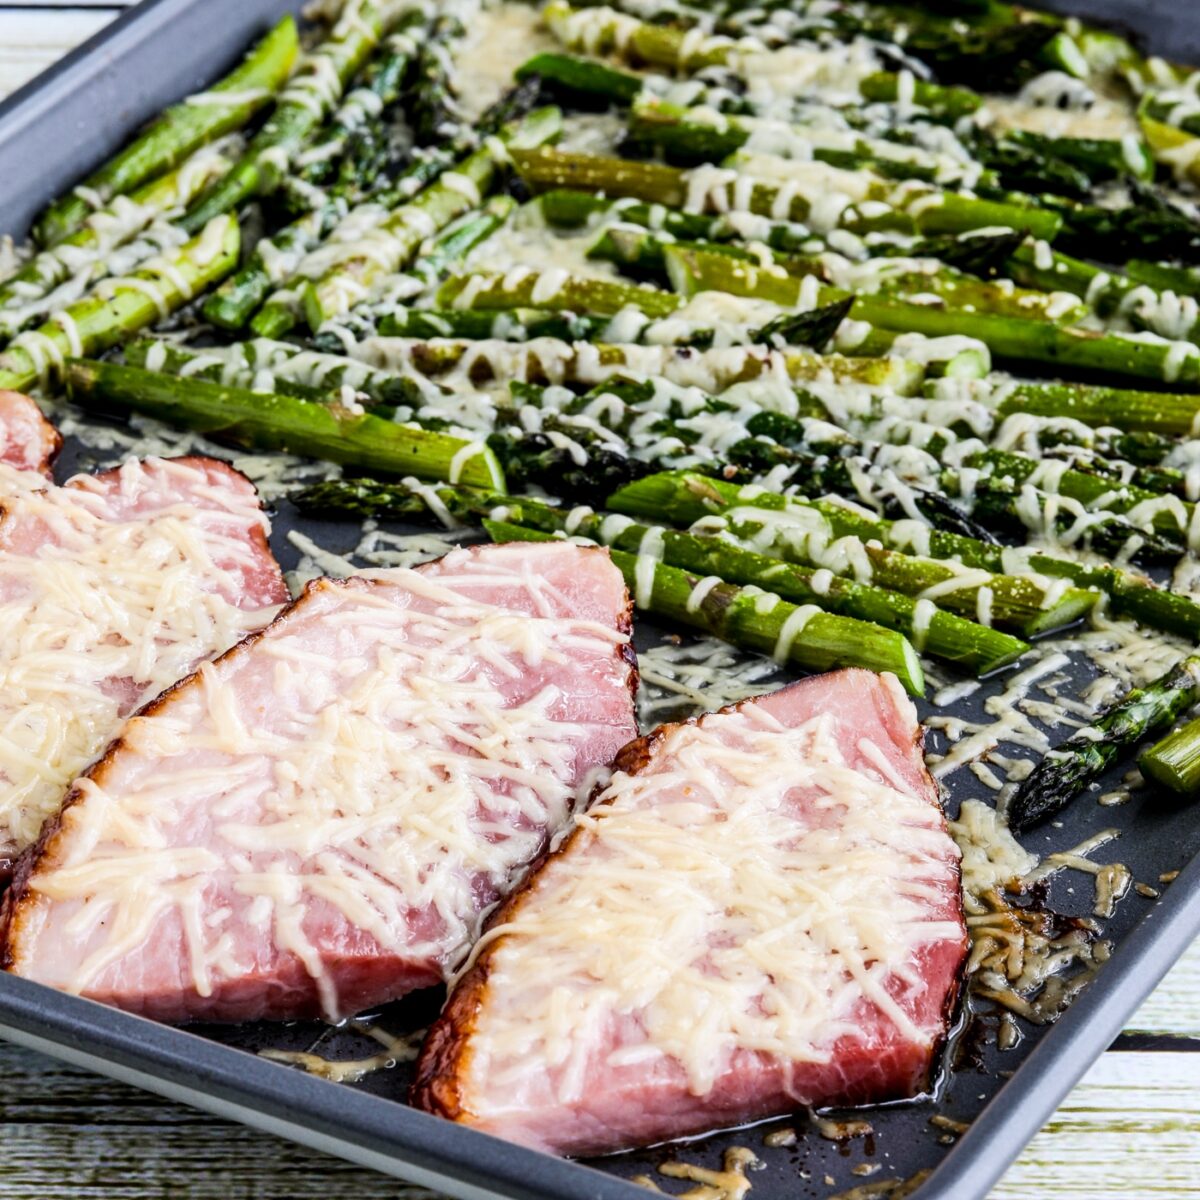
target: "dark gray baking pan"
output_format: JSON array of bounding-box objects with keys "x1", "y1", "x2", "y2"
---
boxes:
[{"x1": 2, "y1": 3, "x2": 1200, "y2": 1198}]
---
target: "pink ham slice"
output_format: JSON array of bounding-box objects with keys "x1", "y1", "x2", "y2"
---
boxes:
[
  {"x1": 1, "y1": 542, "x2": 638, "y2": 1024},
  {"x1": 412, "y1": 669, "x2": 968, "y2": 1157},
  {"x1": 0, "y1": 391, "x2": 60, "y2": 476},
  {"x1": 0, "y1": 454, "x2": 287, "y2": 880}
]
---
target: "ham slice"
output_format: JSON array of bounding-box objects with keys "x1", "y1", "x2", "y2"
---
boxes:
[
  {"x1": 412, "y1": 669, "x2": 968, "y2": 1157},
  {"x1": 0, "y1": 455, "x2": 287, "y2": 878},
  {"x1": 0, "y1": 391, "x2": 60, "y2": 477},
  {"x1": 1, "y1": 542, "x2": 638, "y2": 1025}
]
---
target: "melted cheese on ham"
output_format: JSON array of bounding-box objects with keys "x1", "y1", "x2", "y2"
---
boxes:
[
  {"x1": 462, "y1": 696, "x2": 961, "y2": 1101},
  {"x1": 15, "y1": 551, "x2": 634, "y2": 1020},
  {"x1": 0, "y1": 458, "x2": 280, "y2": 861}
]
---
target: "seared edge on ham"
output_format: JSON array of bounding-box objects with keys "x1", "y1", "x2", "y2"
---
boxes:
[
  {"x1": 412, "y1": 669, "x2": 968, "y2": 1157},
  {"x1": 0, "y1": 454, "x2": 287, "y2": 875},
  {"x1": 0, "y1": 391, "x2": 61, "y2": 478},
  {"x1": 1, "y1": 543, "x2": 638, "y2": 1026}
]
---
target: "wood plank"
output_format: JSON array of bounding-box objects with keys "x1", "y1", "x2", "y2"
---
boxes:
[
  {"x1": 0, "y1": 10, "x2": 120, "y2": 97},
  {"x1": 990, "y1": 1053, "x2": 1200, "y2": 1199},
  {"x1": 3, "y1": 1040, "x2": 1200, "y2": 1199},
  {"x1": 1128, "y1": 939, "x2": 1200, "y2": 1038},
  {"x1": 0, "y1": 1042, "x2": 431, "y2": 1198}
]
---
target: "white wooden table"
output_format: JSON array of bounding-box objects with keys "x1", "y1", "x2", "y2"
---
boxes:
[{"x1": 0, "y1": 5, "x2": 1198, "y2": 1197}]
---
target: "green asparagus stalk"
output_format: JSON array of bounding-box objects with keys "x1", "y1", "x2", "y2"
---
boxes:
[
  {"x1": 933, "y1": 376, "x2": 1200, "y2": 438},
  {"x1": 1, "y1": 147, "x2": 232, "y2": 338},
  {"x1": 63, "y1": 358, "x2": 507, "y2": 491},
  {"x1": 858, "y1": 71, "x2": 983, "y2": 118},
  {"x1": 353, "y1": 336, "x2": 926, "y2": 393},
  {"x1": 667, "y1": 244, "x2": 1200, "y2": 391},
  {"x1": 485, "y1": 519, "x2": 927, "y2": 694},
  {"x1": 540, "y1": 189, "x2": 816, "y2": 258},
  {"x1": 436, "y1": 270, "x2": 681, "y2": 318},
  {"x1": 32, "y1": 16, "x2": 297, "y2": 247},
  {"x1": 510, "y1": 148, "x2": 1062, "y2": 240},
  {"x1": 498, "y1": 499, "x2": 1027, "y2": 674},
  {"x1": 608, "y1": 471, "x2": 1200, "y2": 640},
  {"x1": 1125, "y1": 259, "x2": 1200, "y2": 297},
  {"x1": 377, "y1": 307, "x2": 603, "y2": 341},
  {"x1": 1034, "y1": 182, "x2": 1200, "y2": 264},
  {"x1": 1009, "y1": 656, "x2": 1200, "y2": 829},
  {"x1": 298, "y1": 105, "x2": 562, "y2": 332},
  {"x1": 122, "y1": 336, "x2": 426, "y2": 411},
  {"x1": 202, "y1": 199, "x2": 350, "y2": 330},
  {"x1": 182, "y1": 1, "x2": 390, "y2": 233},
  {"x1": 543, "y1": 1, "x2": 743, "y2": 72},
  {"x1": 1139, "y1": 715, "x2": 1200, "y2": 795},
  {"x1": 627, "y1": 96, "x2": 994, "y2": 188},
  {"x1": 515, "y1": 51, "x2": 642, "y2": 106},
  {"x1": 970, "y1": 448, "x2": 1193, "y2": 538},
  {"x1": 0, "y1": 216, "x2": 239, "y2": 392},
  {"x1": 373, "y1": 296, "x2": 853, "y2": 354},
  {"x1": 293, "y1": 18, "x2": 424, "y2": 193},
  {"x1": 622, "y1": 226, "x2": 1083, "y2": 324},
  {"x1": 1005, "y1": 128, "x2": 1154, "y2": 183},
  {"x1": 727, "y1": 435, "x2": 1190, "y2": 562},
  {"x1": 309, "y1": 196, "x2": 518, "y2": 352},
  {"x1": 409, "y1": 12, "x2": 467, "y2": 145},
  {"x1": 607, "y1": 471, "x2": 1096, "y2": 638}
]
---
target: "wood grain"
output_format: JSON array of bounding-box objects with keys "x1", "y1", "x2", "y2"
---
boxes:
[
  {"x1": 0, "y1": 10, "x2": 119, "y2": 97},
  {"x1": 0, "y1": 7, "x2": 1198, "y2": 1199}
]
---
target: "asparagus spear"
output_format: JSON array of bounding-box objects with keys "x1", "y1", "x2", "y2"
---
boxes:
[
  {"x1": 352, "y1": 336, "x2": 926, "y2": 393},
  {"x1": 436, "y1": 270, "x2": 682, "y2": 318},
  {"x1": 409, "y1": 12, "x2": 467, "y2": 145},
  {"x1": 373, "y1": 296, "x2": 853, "y2": 354},
  {"x1": 540, "y1": 189, "x2": 815, "y2": 257},
  {"x1": 619, "y1": 226, "x2": 1082, "y2": 324},
  {"x1": 510, "y1": 148, "x2": 1062, "y2": 240},
  {"x1": 309, "y1": 196, "x2": 518, "y2": 351},
  {"x1": 1, "y1": 147, "x2": 232, "y2": 338},
  {"x1": 1139, "y1": 715, "x2": 1200, "y2": 795},
  {"x1": 935, "y1": 376, "x2": 1200, "y2": 438},
  {"x1": 32, "y1": 16, "x2": 297, "y2": 247},
  {"x1": 292, "y1": 19, "x2": 424, "y2": 194},
  {"x1": 547, "y1": 0, "x2": 1057, "y2": 95},
  {"x1": 202, "y1": 199, "x2": 350, "y2": 330},
  {"x1": 486, "y1": 519, "x2": 927, "y2": 694},
  {"x1": 182, "y1": 1, "x2": 391, "y2": 233},
  {"x1": 123, "y1": 336, "x2": 427, "y2": 411},
  {"x1": 970, "y1": 448, "x2": 1193, "y2": 539},
  {"x1": 1005, "y1": 129, "x2": 1154, "y2": 183},
  {"x1": 242, "y1": 79, "x2": 543, "y2": 336},
  {"x1": 1125, "y1": 259, "x2": 1200, "y2": 297},
  {"x1": 667, "y1": 244, "x2": 1200, "y2": 391},
  {"x1": 608, "y1": 471, "x2": 1094, "y2": 638},
  {"x1": 626, "y1": 96, "x2": 995, "y2": 188},
  {"x1": 0, "y1": 216, "x2": 239, "y2": 392},
  {"x1": 298, "y1": 106, "x2": 562, "y2": 332},
  {"x1": 553, "y1": 188, "x2": 1024, "y2": 282},
  {"x1": 609, "y1": 471, "x2": 1200, "y2": 640},
  {"x1": 1009, "y1": 656, "x2": 1200, "y2": 830},
  {"x1": 1035, "y1": 182, "x2": 1200, "y2": 264},
  {"x1": 63, "y1": 359, "x2": 507, "y2": 491},
  {"x1": 502, "y1": 499, "x2": 1027, "y2": 675},
  {"x1": 377, "y1": 307, "x2": 603, "y2": 341},
  {"x1": 542, "y1": 1, "x2": 742, "y2": 72},
  {"x1": 515, "y1": 51, "x2": 642, "y2": 107},
  {"x1": 857, "y1": 71, "x2": 983, "y2": 119}
]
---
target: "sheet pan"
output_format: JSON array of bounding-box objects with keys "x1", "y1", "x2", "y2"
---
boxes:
[{"x1": 2, "y1": 3, "x2": 1199, "y2": 1196}]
